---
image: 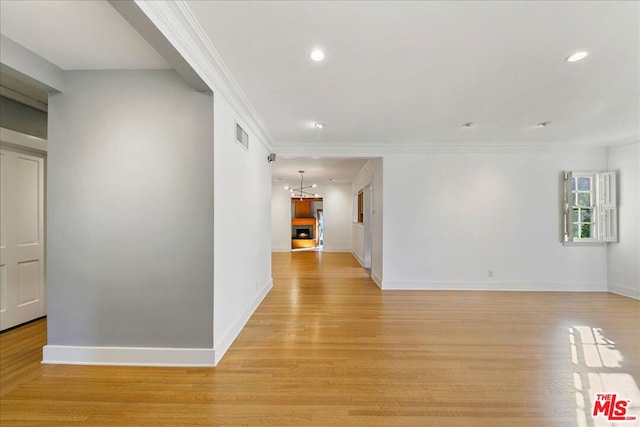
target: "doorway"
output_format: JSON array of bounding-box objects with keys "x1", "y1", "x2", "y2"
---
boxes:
[
  {"x1": 291, "y1": 197, "x2": 323, "y2": 251},
  {"x1": 0, "y1": 142, "x2": 46, "y2": 331}
]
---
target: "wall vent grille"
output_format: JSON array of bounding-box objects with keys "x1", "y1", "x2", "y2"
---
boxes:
[{"x1": 236, "y1": 123, "x2": 248, "y2": 150}]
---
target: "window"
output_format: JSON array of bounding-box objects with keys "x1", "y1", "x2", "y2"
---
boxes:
[
  {"x1": 236, "y1": 122, "x2": 248, "y2": 149},
  {"x1": 570, "y1": 174, "x2": 595, "y2": 240},
  {"x1": 563, "y1": 171, "x2": 617, "y2": 244}
]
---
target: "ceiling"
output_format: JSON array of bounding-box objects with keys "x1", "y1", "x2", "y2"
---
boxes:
[
  {"x1": 0, "y1": 0, "x2": 637, "y2": 153},
  {"x1": 186, "y1": 0, "x2": 639, "y2": 148},
  {"x1": 271, "y1": 158, "x2": 369, "y2": 186},
  {"x1": 0, "y1": 0, "x2": 169, "y2": 70}
]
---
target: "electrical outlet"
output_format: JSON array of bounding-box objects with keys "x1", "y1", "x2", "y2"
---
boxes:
[{"x1": 488, "y1": 270, "x2": 494, "y2": 278}]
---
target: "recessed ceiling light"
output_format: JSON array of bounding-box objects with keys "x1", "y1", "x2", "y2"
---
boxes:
[
  {"x1": 310, "y1": 49, "x2": 325, "y2": 62},
  {"x1": 537, "y1": 121, "x2": 550, "y2": 128},
  {"x1": 313, "y1": 122, "x2": 325, "y2": 129},
  {"x1": 566, "y1": 51, "x2": 589, "y2": 63}
]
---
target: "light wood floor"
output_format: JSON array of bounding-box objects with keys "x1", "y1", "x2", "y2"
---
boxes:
[{"x1": 1, "y1": 252, "x2": 639, "y2": 426}]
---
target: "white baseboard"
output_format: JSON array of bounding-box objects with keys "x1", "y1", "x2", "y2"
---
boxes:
[
  {"x1": 608, "y1": 284, "x2": 640, "y2": 300},
  {"x1": 213, "y1": 278, "x2": 273, "y2": 366},
  {"x1": 381, "y1": 280, "x2": 607, "y2": 292},
  {"x1": 271, "y1": 248, "x2": 291, "y2": 252},
  {"x1": 42, "y1": 345, "x2": 215, "y2": 367},
  {"x1": 371, "y1": 271, "x2": 383, "y2": 289},
  {"x1": 351, "y1": 251, "x2": 364, "y2": 267},
  {"x1": 41, "y1": 279, "x2": 275, "y2": 368}
]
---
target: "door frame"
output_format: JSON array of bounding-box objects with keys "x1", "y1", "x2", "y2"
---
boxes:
[
  {"x1": 1, "y1": 127, "x2": 48, "y2": 154},
  {"x1": 316, "y1": 208, "x2": 323, "y2": 247},
  {"x1": 363, "y1": 184, "x2": 373, "y2": 269}
]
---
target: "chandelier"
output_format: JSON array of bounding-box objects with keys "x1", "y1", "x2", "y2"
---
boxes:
[{"x1": 284, "y1": 170, "x2": 320, "y2": 200}]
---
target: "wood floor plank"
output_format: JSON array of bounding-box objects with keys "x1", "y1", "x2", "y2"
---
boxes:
[{"x1": 1, "y1": 251, "x2": 638, "y2": 426}]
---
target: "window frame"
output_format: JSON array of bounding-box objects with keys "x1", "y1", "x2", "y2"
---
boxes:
[
  {"x1": 563, "y1": 171, "x2": 617, "y2": 245},
  {"x1": 567, "y1": 172, "x2": 598, "y2": 243}
]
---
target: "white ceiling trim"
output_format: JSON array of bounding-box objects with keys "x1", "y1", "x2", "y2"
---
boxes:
[
  {"x1": 273, "y1": 141, "x2": 611, "y2": 158},
  {"x1": 135, "y1": 0, "x2": 274, "y2": 151}
]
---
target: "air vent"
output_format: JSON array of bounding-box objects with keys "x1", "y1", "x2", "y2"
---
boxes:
[{"x1": 236, "y1": 123, "x2": 248, "y2": 150}]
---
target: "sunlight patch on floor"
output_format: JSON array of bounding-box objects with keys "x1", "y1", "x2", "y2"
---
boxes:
[{"x1": 570, "y1": 326, "x2": 640, "y2": 427}]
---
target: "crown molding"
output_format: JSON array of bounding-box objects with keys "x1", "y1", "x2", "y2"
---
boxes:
[
  {"x1": 272, "y1": 141, "x2": 610, "y2": 157},
  {"x1": 135, "y1": 0, "x2": 274, "y2": 151},
  {"x1": 606, "y1": 137, "x2": 640, "y2": 149}
]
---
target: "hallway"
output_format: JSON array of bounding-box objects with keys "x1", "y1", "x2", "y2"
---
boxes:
[{"x1": 1, "y1": 252, "x2": 639, "y2": 426}]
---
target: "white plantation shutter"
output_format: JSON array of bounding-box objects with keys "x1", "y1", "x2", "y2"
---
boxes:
[
  {"x1": 599, "y1": 172, "x2": 616, "y2": 206},
  {"x1": 599, "y1": 172, "x2": 617, "y2": 242}
]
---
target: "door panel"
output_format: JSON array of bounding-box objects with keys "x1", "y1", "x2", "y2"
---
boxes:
[
  {"x1": 18, "y1": 260, "x2": 40, "y2": 305},
  {"x1": 17, "y1": 156, "x2": 40, "y2": 245},
  {"x1": 0, "y1": 147, "x2": 45, "y2": 331}
]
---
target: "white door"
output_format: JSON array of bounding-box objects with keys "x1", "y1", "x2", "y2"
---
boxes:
[{"x1": 0, "y1": 147, "x2": 45, "y2": 331}]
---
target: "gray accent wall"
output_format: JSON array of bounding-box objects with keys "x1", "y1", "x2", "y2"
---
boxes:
[{"x1": 47, "y1": 70, "x2": 214, "y2": 348}]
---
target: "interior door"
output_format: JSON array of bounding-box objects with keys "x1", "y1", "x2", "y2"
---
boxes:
[{"x1": 0, "y1": 147, "x2": 45, "y2": 331}]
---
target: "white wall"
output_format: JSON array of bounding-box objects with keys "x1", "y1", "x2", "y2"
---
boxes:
[
  {"x1": 352, "y1": 159, "x2": 383, "y2": 286},
  {"x1": 320, "y1": 182, "x2": 352, "y2": 252},
  {"x1": 46, "y1": 70, "x2": 214, "y2": 355},
  {"x1": 353, "y1": 225, "x2": 364, "y2": 264},
  {"x1": 382, "y1": 150, "x2": 608, "y2": 291},
  {"x1": 213, "y1": 94, "x2": 272, "y2": 364},
  {"x1": 271, "y1": 183, "x2": 292, "y2": 251},
  {"x1": 607, "y1": 142, "x2": 640, "y2": 299},
  {"x1": 271, "y1": 181, "x2": 353, "y2": 252},
  {"x1": 311, "y1": 201, "x2": 323, "y2": 219}
]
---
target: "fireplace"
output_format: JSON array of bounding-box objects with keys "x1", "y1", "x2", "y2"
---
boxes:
[
  {"x1": 291, "y1": 217, "x2": 317, "y2": 249},
  {"x1": 293, "y1": 226, "x2": 313, "y2": 239}
]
